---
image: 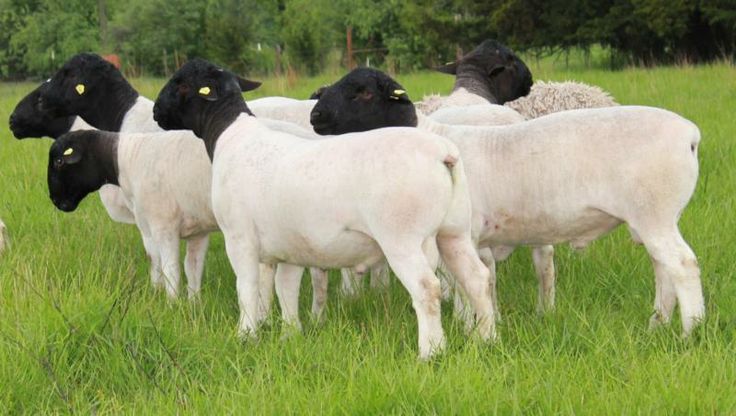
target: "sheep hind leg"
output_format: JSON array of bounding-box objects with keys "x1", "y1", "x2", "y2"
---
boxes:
[
  {"x1": 532, "y1": 245, "x2": 556, "y2": 314},
  {"x1": 184, "y1": 234, "x2": 210, "y2": 300},
  {"x1": 153, "y1": 232, "x2": 182, "y2": 300},
  {"x1": 381, "y1": 241, "x2": 446, "y2": 360},
  {"x1": 437, "y1": 234, "x2": 497, "y2": 343},
  {"x1": 224, "y1": 236, "x2": 266, "y2": 337},
  {"x1": 635, "y1": 224, "x2": 703, "y2": 335}
]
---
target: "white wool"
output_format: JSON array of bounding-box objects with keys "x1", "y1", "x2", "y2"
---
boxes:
[
  {"x1": 505, "y1": 80, "x2": 618, "y2": 119},
  {"x1": 416, "y1": 88, "x2": 489, "y2": 114}
]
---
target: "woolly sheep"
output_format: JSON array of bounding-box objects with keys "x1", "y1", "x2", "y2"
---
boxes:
[
  {"x1": 310, "y1": 68, "x2": 704, "y2": 335},
  {"x1": 153, "y1": 58, "x2": 498, "y2": 358}
]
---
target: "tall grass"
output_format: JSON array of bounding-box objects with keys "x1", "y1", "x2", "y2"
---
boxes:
[{"x1": 0, "y1": 59, "x2": 735, "y2": 413}]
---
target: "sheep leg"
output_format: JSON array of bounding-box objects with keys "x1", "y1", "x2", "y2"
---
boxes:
[
  {"x1": 310, "y1": 268, "x2": 328, "y2": 323},
  {"x1": 381, "y1": 241, "x2": 446, "y2": 359},
  {"x1": 437, "y1": 234, "x2": 497, "y2": 343},
  {"x1": 184, "y1": 234, "x2": 210, "y2": 300},
  {"x1": 154, "y1": 232, "x2": 181, "y2": 299},
  {"x1": 224, "y1": 236, "x2": 265, "y2": 337},
  {"x1": 141, "y1": 233, "x2": 164, "y2": 290},
  {"x1": 478, "y1": 247, "x2": 501, "y2": 321},
  {"x1": 638, "y1": 227, "x2": 703, "y2": 335},
  {"x1": 274, "y1": 264, "x2": 304, "y2": 332},
  {"x1": 258, "y1": 263, "x2": 275, "y2": 322},
  {"x1": 368, "y1": 261, "x2": 391, "y2": 290},
  {"x1": 340, "y1": 268, "x2": 365, "y2": 296},
  {"x1": 532, "y1": 245, "x2": 556, "y2": 314}
]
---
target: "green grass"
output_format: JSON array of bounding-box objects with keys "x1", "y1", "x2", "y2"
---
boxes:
[{"x1": 1, "y1": 60, "x2": 736, "y2": 414}]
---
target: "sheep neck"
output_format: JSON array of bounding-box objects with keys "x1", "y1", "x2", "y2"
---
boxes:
[
  {"x1": 195, "y1": 96, "x2": 254, "y2": 161},
  {"x1": 89, "y1": 131, "x2": 121, "y2": 187},
  {"x1": 452, "y1": 74, "x2": 498, "y2": 104},
  {"x1": 79, "y1": 81, "x2": 139, "y2": 132}
]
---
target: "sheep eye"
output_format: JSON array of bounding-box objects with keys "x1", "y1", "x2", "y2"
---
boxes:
[{"x1": 54, "y1": 158, "x2": 64, "y2": 169}]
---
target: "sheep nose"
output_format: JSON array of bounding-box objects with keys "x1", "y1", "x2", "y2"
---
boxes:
[{"x1": 8, "y1": 113, "x2": 17, "y2": 128}]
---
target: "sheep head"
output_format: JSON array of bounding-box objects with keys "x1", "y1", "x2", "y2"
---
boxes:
[
  {"x1": 436, "y1": 39, "x2": 533, "y2": 104},
  {"x1": 310, "y1": 67, "x2": 417, "y2": 135}
]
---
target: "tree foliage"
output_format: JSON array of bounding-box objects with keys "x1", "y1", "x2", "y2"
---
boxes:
[{"x1": 1, "y1": 0, "x2": 735, "y2": 79}]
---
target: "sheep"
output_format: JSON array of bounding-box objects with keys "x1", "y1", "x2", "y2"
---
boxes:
[
  {"x1": 35, "y1": 53, "x2": 259, "y2": 298},
  {"x1": 505, "y1": 80, "x2": 618, "y2": 119},
  {"x1": 414, "y1": 39, "x2": 533, "y2": 115},
  {"x1": 152, "y1": 58, "x2": 498, "y2": 359},
  {"x1": 47, "y1": 129, "x2": 221, "y2": 299},
  {"x1": 310, "y1": 68, "x2": 704, "y2": 336}
]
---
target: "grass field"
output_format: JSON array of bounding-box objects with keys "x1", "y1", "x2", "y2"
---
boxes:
[{"x1": 1, "y1": 59, "x2": 735, "y2": 414}]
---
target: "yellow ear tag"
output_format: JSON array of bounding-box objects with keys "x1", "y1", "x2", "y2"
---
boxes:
[
  {"x1": 393, "y1": 89, "x2": 406, "y2": 96},
  {"x1": 75, "y1": 84, "x2": 85, "y2": 95},
  {"x1": 198, "y1": 86, "x2": 211, "y2": 96},
  {"x1": 63, "y1": 148, "x2": 74, "y2": 156}
]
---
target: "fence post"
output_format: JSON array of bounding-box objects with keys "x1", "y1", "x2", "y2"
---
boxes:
[{"x1": 347, "y1": 26, "x2": 354, "y2": 69}]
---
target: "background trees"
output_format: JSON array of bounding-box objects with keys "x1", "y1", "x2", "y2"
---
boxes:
[{"x1": 1, "y1": 0, "x2": 734, "y2": 79}]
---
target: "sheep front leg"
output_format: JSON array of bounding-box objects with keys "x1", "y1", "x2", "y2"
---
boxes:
[
  {"x1": 274, "y1": 264, "x2": 305, "y2": 332},
  {"x1": 532, "y1": 245, "x2": 556, "y2": 314},
  {"x1": 184, "y1": 234, "x2": 210, "y2": 300},
  {"x1": 224, "y1": 236, "x2": 265, "y2": 337},
  {"x1": 310, "y1": 268, "x2": 329, "y2": 323}
]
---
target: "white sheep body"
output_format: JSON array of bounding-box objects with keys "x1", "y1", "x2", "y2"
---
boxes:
[
  {"x1": 417, "y1": 106, "x2": 703, "y2": 334},
  {"x1": 429, "y1": 103, "x2": 524, "y2": 126},
  {"x1": 209, "y1": 114, "x2": 496, "y2": 358},
  {"x1": 250, "y1": 97, "x2": 317, "y2": 130}
]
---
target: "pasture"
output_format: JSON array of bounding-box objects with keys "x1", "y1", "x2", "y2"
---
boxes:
[{"x1": 0, "y1": 60, "x2": 735, "y2": 413}]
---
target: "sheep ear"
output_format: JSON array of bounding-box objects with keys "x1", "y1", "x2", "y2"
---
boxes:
[
  {"x1": 237, "y1": 77, "x2": 261, "y2": 92},
  {"x1": 435, "y1": 61, "x2": 458, "y2": 75}
]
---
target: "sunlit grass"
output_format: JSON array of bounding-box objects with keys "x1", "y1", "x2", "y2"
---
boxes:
[{"x1": 0, "y1": 59, "x2": 735, "y2": 413}]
